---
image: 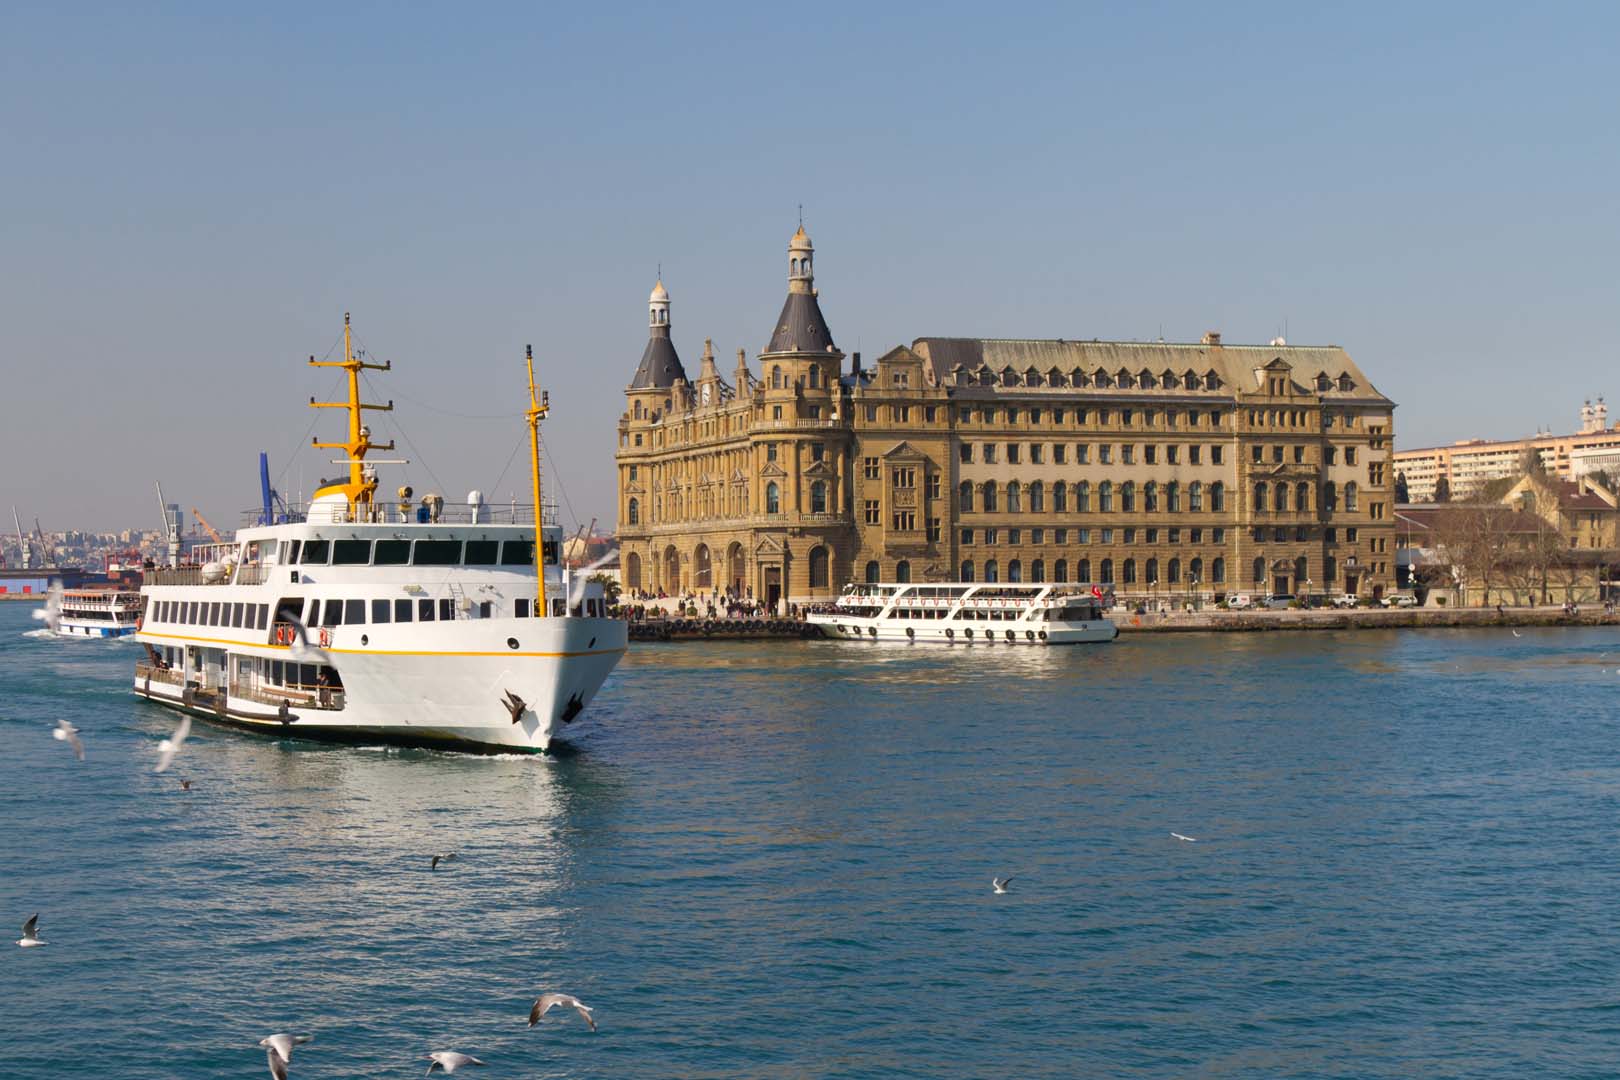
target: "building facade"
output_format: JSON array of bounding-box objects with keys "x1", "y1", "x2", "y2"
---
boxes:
[
  {"x1": 616, "y1": 226, "x2": 1399, "y2": 609},
  {"x1": 1396, "y1": 399, "x2": 1620, "y2": 501}
]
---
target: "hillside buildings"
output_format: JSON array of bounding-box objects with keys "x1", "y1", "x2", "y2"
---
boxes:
[
  {"x1": 1395, "y1": 399, "x2": 1620, "y2": 501},
  {"x1": 615, "y1": 224, "x2": 1398, "y2": 609}
]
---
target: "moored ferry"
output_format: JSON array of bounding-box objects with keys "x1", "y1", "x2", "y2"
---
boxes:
[
  {"x1": 808, "y1": 582, "x2": 1119, "y2": 645},
  {"x1": 58, "y1": 588, "x2": 144, "y2": 638},
  {"x1": 132, "y1": 317, "x2": 627, "y2": 754}
]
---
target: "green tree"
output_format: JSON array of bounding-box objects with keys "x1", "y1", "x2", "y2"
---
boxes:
[
  {"x1": 1434, "y1": 476, "x2": 1452, "y2": 503},
  {"x1": 589, "y1": 572, "x2": 622, "y2": 605},
  {"x1": 1394, "y1": 471, "x2": 1410, "y2": 503}
]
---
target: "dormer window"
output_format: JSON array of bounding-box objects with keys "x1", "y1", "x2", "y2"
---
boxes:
[
  {"x1": 1317, "y1": 373, "x2": 1331, "y2": 392},
  {"x1": 1139, "y1": 371, "x2": 1155, "y2": 389},
  {"x1": 1025, "y1": 368, "x2": 1042, "y2": 387},
  {"x1": 1338, "y1": 374, "x2": 1354, "y2": 392},
  {"x1": 1204, "y1": 372, "x2": 1220, "y2": 390}
]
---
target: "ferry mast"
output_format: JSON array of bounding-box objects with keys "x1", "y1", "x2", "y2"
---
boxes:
[
  {"x1": 309, "y1": 312, "x2": 396, "y2": 516},
  {"x1": 525, "y1": 344, "x2": 550, "y2": 614}
]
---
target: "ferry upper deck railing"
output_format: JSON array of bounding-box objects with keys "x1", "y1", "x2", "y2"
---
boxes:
[{"x1": 238, "y1": 500, "x2": 560, "y2": 528}]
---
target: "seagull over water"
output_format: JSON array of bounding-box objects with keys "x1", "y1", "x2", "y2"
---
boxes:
[
  {"x1": 16, "y1": 914, "x2": 46, "y2": 947},
  {"x1": 154, "y1": 715, "x2": 191, "y2": 773},
  {"x1": 426, "y1": 1051, "x2": 485, "y2": 1073},
  {"x1": 1512, "y1": 630, "x2": 1523, "y2": 638},
  {"x1": 431, "y1": 853, "x2": 457, "y2": 870},
  {"x1": 1171, "y1": 832, "x2": 1199, "y2": 843},
  {"x1": 992, "y1": 877, "x2": 1013, "y2": 894},
  {"x1": 258, "y1": 1033, "x2": 312, "y2": 1080},
  {"x1": 529, "y1": 993, "x2": 597, "y2": 1031},
  {"x1": 53, "y1": 720, "x2": 84, "y2": 761}
]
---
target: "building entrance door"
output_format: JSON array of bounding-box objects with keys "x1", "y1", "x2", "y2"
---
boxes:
[
  {"x1": 765, "y1": 566, "x2": 782, "y2": 612},
  {"x1": 1273, "y1": 574, "x2": 1290, "y2": 596},
  {"x1": 1344, "y1": 573, "x2": 1359, "y2": 596}
]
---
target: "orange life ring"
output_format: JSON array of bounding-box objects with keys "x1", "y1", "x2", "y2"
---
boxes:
[{"x1": 318, "y1": 627, "x2": 332, "y2": 647}]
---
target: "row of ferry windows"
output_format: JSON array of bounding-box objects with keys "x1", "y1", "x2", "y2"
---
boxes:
[
  {"x1": 153, "y1": 600, "x2": 270, "y2": 630},
  {"x1": 286, "y1": 538, "x2": 556, "y2": 567}
]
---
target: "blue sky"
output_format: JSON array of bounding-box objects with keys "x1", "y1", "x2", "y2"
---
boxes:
[{"x1": 3, "y1": 3, "x2": 1617, "y2": 534}]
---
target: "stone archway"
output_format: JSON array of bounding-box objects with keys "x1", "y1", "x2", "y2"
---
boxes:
[
  {"x1": 694, "y1": 543, "x2": 712, "y2": 590},
  {"x1": 625, "y1": 551, "x2": 642, "y2": 593},
  {"x1": 726, "y1": 541, "x2": 745, "y2": 594},
  {"x1": 663, "y1": 545, "x2": 681, "y2": 593}
]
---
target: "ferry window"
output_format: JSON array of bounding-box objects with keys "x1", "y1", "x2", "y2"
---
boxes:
[
  {"x1": 271, "y1": 661, "x2": 283, "y2": 684},
  {"x1": 209, "y1": 602, "x2": 222, "y2": 626},
  {"x1": 344, "y1": 599, "x2": 365, "y2": 624},
  {"x1": 333, "y1": 540, "x2": 372, "y2": 565},
  {"x1": 187, "y1": 601, "x2": 199, "y2": 624},
  {"x1": 372, "y1": 599, "x2": 392, "y2": 624},
  {"x1": 394, "y1": 598, "x2": 412, "y2": 622},
  {"x1": 543, "y1": 541, "x2": 560, "y2": 566},
  {"x1": 323, "y1": 599, "x2": 344, "y2": 625},
  {"x1": 515, "y1": 598, "x2": 530, "y2": 618},
  {"x1": 465, "y1": 541, "x2": 499, "y2": 565},
  {"x1": 374, "y1": 540, "x2": 410, "y2": 565},
  {"x1": 440, "y1": 598, "x2": 455, "y2": 621},
  {"x1": 501, "y1": 541, "x2": 534, "y2": 566},
  {"x1": 256, "y1": 605, "x2": 268, "y2": 630},
  {"x1": 413, "y1": 540, "x2": 462, "y2": 566},
  {"x1": 301, "y1": 540, "x2": 331, "y2": 564},
  {"x1": 418, "y1": 598, "x2": 436, "y2": 622},
  {"x1": 305, "y1": 598, "x2": 320, "y2": 625},
  {"x1": 288, "y1": 540, "x2": 302, "y2": 564},
  {"x1": 232, "y1": 603, "x2": 246, "y2": 628}
]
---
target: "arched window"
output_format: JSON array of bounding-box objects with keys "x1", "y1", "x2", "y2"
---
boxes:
[
  {"x1": 1053, "y1": 483, "x2": 1067, "y2": 513},
  {"x1": 1076, "y1": 481, "x2": 1091, "y2": 513},
  {"x1": 810, "y1": 480, "x2": 827, "y2": 514},
  {"x1": 765, "y1": 482, "x2": 780, "y2": 514},
  {"x1": 1296, "y1": 482, "x2": 1310, "y2": 512},
  {"x1": 1253, "y1": 556, "x2": 1266, "y2": 584},
  {"x1": 1029, "y1": 482, "x2": 1044, "y2": 513},
  {"x1": 1295, "y1": 555, "x2": 1309, "y2": 589},
  {"x1": 959, "y1": 481, "x2": 974, "y2": 512},
  {"x1": 1097, "y1": 481, "x2": 1112, "y2": 513},
  {"x1": 809, "y1": 545, "x2": 829, "y2": 588},
  {"x1": 626, "y1": 551, "x2": 642, "y2": 591},
  {"x1": 1006, "y1": 482, "x2": 1021, "y2": 513},
  {"x1": 1273, "y1": 484, "x2": 1287, "y2": 513},
  {"x1": 1189, "y1": 481, "x2": 1203, "y2": 512},
  {"x1": 1008, "y1": 559, "x2": 1023, "y2": 582},
  {"x1": 981, "y1": 482, "x2": 998, "y2": 512},
  {"x1": 1145, "y1": 557, "x2": 1158, "y2": 586},
  {"x1": 1210, "y1": 482, "x2": 1225, "y2": 513},
  {"x1": 1144, "y1": 481, "x2": 1159, "y2": 512},
  {"x1": 627, "y1": 497, "x2": 639, "y2": 526},
  {"x1": 865, "y1": 560, "x2": 881, "y2": 583},
  {"x1": 1120, "y1": 481, "x2": 1135, "y2": 513},
  {"x1": 1345, "y1": 482, "x2": 1358, "y2": 511},
  {"x1": 961, "y1": 560, "x2": 975, "y2": 582},
  {"x1": 1077, "y1": 558, "x2": 1090, "y2": 583},
  {"x1": 984, "y1": 559, "x2": 999, "y2": 583},
  {"x1": 1123, "y1": 558, "x2": 1137, "y2": 584},
  {"x1": 1099, "y1": 558, "x2": 1113, "y2": 583},
  {"x1": 1167, "y1": 482, "x2": 1180, "y2": 513},
  {"x1": 895, "y1": 560, "x2": 911, "y2": 583},
  {"x1": 1189, "y1": 556, "x2": 1202, "y2": 583},
  {"x1": 1323, "y1": 482, "x2": 1338, "y2": 512},
  {"x1": 1211, "y1": 556, "x2": 1225, "y2": 583},
  {"x1": 1254, "y1": 481, "x2": 1268, "y2": 513},
  {"x1": 1324, "y1": 555, "x2": 1337, "y2": 582},
  {"x1": 771, "y1": 366, "x2": 783, "y2": 389},
  {"x1": 1053, "y1": 558, "x2": 1066, "y2": 582},
  {"x1": 1168, "y1": 557, "x2": 1181, "y2": 584},
  {"x1": 808, "y1": 365, "x2": 820, "y2": 389}
]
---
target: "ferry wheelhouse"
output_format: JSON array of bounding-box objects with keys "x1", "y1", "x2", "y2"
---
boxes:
[
  {"x1": 132, "y1": 320, "x2": 626, "y2": 754},
  {"x1": 57, "y1": 588, "x2": 144, "y2": 638},
  {"x1": 808, "y1": 582, "x2": 1119, "y2": 645}
]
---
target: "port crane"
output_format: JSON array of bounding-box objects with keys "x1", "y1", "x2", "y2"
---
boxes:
[
  {"x1": 10, "y1": 507, "x2": 27, "y2": 569},
  {"x1": 190, "y1": 507, "x2": 225, "y2": 546}
]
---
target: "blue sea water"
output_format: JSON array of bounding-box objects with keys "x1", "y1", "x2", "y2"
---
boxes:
[{"x1": 3, "y1": 601, "x2": 1620, "y2": 1078}]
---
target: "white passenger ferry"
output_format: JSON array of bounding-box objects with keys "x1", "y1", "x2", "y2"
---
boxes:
[
  {"x1": 132, "y1": 318, "x2": 626, "y2": 754},
  {"x1": 808, "y1": 582, "x2": 1119, "y2": 645},
  {"x1": 58, "y1": 588, "x2": 144, "y2": 638}
]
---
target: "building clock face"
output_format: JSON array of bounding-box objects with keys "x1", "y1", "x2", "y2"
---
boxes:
[{"x1": 701, "y1": 384, "x2": 711, "y2": 404}]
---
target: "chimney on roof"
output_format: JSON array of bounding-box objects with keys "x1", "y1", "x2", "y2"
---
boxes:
[
  {"x1": 1202, "y1": 331, "x2": 1222, "y2": 346},
  {"x1": 851, "y1": 351, "x2": 861, "y2": 373}
]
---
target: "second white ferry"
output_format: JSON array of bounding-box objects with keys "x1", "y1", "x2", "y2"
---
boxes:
[
  {"x1": 808, "y1": 582, "x2": 1119, "y2": 645},
  {"x1": 132, "y1": 317, "x2": 627, "y2": 754},
  {"x1": 57, "y1": 588, "x2": 144, "y2": 638}
]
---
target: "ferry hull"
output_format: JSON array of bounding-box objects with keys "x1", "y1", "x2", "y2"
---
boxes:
[
  {"x1": 59, "y1": 622, "x2": 140, "y2": 639},
  {"x1": 133, "y1": 616, "x2": 627, "y2": 753},
  {"x1": 810, "y1": 616, "x2": 1118, "y2": 645}
]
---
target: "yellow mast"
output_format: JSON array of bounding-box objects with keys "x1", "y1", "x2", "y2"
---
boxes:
[
  {"x1": 524, "y1": 344, "x2": 550, "y2": 614},
  {"x1": 309, "y1": 313, "x2": 395, "y2": 515}
]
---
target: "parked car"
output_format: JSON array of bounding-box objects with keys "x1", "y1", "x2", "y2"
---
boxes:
[
  {"x1": 1331, "y1": 594, "x2": 1360, "y2": 608},
  {"x1": 1381, "y1": 593, "x2": 1419, "y2": 608},
  {"x1": 1228, "y1": 594, "x2": 1254, "y2": 610},
  {"x1": 1264, "y1": 594, "x2": 1296, "y2": 610}
]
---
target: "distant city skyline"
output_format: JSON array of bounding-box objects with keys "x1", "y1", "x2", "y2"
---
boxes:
[{"x1": 4, "y1": 4, "x2": 1618, "y2": 534}]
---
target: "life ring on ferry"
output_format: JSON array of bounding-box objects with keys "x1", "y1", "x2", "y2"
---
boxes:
[
  {"x1": 1025, "y1": 630, "x2": 1035, "y2": 641},
  {"x1": 905, "y1": 627, "x2": 915, "y2": 639},
  {"x1": 945, "y1": 628, "x2": 954, "y2": 640},
  {"x1": 1005, "y1": 629, "x2": 1016, "y2": 642},
  {"x1": 318, "y1": 627, "x2": 332, "y2": 648},
  {"x1": 135, "y1": 615, "x2": 143, "y2": 632},
  {"x1": 1038, "y1": 630, "x2": 1048, "y2": 641},
  {"x1": 964, "y1": 627, "x2": 973, "y2": 639},
  {"x1": 868, "y1": 626, "x2": 877, "y2": 638}
]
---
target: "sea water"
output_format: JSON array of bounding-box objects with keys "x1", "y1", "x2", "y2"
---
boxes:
[{"x1": 3, "y1": 602, "x2": 1619, "y2": 1078}]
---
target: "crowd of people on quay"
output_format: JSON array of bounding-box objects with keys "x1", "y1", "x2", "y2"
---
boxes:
[{"x1": 618, "y1": 586, "x2": 825, "y2": 623}]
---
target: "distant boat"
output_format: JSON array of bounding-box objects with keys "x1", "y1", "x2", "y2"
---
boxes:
[
  {"x1": 57, "y1": 588, "x2": 143, "y2": 639},
  {"x1": 808, "y1": 582, "x2": 1118, "y2": 645}
]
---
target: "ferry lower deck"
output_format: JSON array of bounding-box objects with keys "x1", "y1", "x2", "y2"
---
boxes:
[{"x1": 808, "y1": 582, "x2": 1118, "y2": 645}]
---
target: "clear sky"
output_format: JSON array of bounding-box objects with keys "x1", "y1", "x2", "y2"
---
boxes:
[{"x1": 3, "y1": 3, "x2": 1617, "y2": 535}]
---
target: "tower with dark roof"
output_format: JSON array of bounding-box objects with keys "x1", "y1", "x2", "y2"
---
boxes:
[
  {"x1": 758, "y1": 224, "x2": 842, "y2": 402},
  {"x1": 630, "y1": 279, "x2": 687, "y2": 392}
]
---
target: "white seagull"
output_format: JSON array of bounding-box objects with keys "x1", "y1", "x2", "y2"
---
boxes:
[
  {"x1": 31, "y1": 582, "x2": 63, "y2": 632},
  {"x1": 1171, "y1": 832, "x2": 1199, "y2": 843},
  {"x1": 1512, "y1": 630, "x2": 1522, "y2": 638},
  {"x1": 53, "y1": 720, "x2": 84, "y2": 761},
  {"x1": 258, "y1": 1033, "x2": 313, "y2": 1080},
  {"x1": 529, "y1": 992, "x2": 597, "y2": 1031},
  {"x1": 430, "y1": 853, "x2": 457, "y2": 870},
  {"x1": 426, "y1": 1051, "x2": 486, "y2": 1073},
  {"x1": 154, "y1": 715, "x2": 191, "y2": 773},
  {"x1": 992, "y1": 877, "x2": 1013, "y2": 894},
  {"x1": 16, "y1": 914, "x2": 46, "y2": 948}
]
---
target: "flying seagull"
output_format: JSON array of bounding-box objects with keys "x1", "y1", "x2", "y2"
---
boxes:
[
  {"x1": 16, "y1": 914, "x2": 46, "y2": 948},
  {"x1": 31, "y1": 582, "x2": 62, "y2": 632},
  {"x1": 53, "y1": 720, "x2": 84, "y2": 761},
  {"x1": 992, "y1": 877, "x2": 1013, "y2": 894},
  {"x1": 426, "y1": 1051, "x2": 485, "y2": 1073},
  {"x1": 1171, "y1": 832, "x2": 1199, "y2": 843},
  {"x1": 154, "y1": 715, "x2": 191, "y2": 773},
  {"x1": 258, "y1": 1033, "x2": 312, "y2": 1080},
  {"x1": 1512, "y1": 630, "x2": 1522, "y2": 638},
  {"x1": 529, "y1": 993, "x2": 596, "y2": 1031},
  {"x1": 179, "y1": 779, "x2": 194, "y2": 791},
  {"x1": 431, "y1": 853, "x2": 457, "y2": 870}
]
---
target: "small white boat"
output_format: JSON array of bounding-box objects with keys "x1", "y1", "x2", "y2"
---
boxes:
[
  {"x1": 56, "y1": 588, "x2": 144, "y2": 639},
  {"x1": 808, "y1": 582, "x2": 1118, "y2": 645}
]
